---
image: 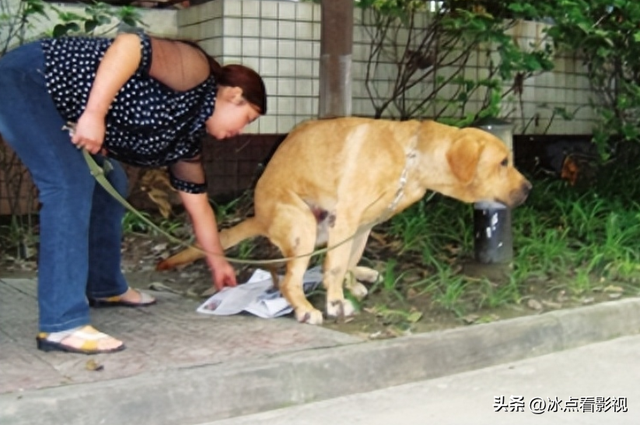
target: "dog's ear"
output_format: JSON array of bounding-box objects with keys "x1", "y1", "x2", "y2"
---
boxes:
[{"x1": 446, "y1": 136, "x2": 483, "y2": 185}]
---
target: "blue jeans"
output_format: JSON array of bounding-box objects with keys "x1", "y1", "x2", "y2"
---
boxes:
[{"x1": 0, "y1": 42, "x2": 130, "y2": 332}]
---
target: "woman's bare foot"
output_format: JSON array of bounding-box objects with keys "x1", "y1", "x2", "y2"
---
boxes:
[
  {"x1": 118, "y1": 287, "x2": 156, "y2": 304},
  {"x1": 88, "y1": 288, "x2": 156, "y2": 307},
  {"x1": 36, "y1": 325, "x2": 125, "y2": 354}
]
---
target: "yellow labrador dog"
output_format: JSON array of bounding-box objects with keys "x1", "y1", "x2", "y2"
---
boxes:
[{"x1": 157, "y1": 117, "x2": 531, "y2": 324}]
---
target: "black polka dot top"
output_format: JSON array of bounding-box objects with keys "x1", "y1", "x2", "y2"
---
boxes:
[{"x1": 40, "y1": 32, "x2": 216, "y2": 193}]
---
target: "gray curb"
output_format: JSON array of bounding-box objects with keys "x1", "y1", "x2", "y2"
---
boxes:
[{"x1": 2, "y1": 297, "x2": 640, "y2": 425}]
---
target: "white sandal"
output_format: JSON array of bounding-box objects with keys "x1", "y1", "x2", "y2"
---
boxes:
[{"x1": 36, "y1": 325, "x2": 125, "y2": 354}]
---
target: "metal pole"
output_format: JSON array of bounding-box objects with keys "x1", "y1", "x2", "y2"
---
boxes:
[
  {"x1": 473, "y1": 201, "x2": 513, "y2": 263},
  {"x1": 472, "y1": 118, "x2": 514, "y2": 265},
  {"x1": 318, "y1": 0, "x2": 353, "y2": 118}
]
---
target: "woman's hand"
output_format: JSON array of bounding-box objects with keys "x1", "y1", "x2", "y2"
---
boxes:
[
  {"x1": 72, "y1": 111, "x2": 106, "y2": 154},
  {"x1": 179, "y1": 190, "x2": 237, "y2": 291},
  {"x1": 208, "y1": 256, "x2": 237, "y2": 290}
]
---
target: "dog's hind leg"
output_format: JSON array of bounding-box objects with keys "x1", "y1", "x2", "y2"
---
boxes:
[
  {"x1": 156, "y1": 217, "x2": 264, "y2": 271},
  {"x1": 323, "y1": 218, "x2": 363, "y2": 319},
  {"x1": 344, "y1": 229, "x2": 374, "y2": 300},
  {"x1": 267, "y1": 203, "x2": 323, "y2": 325},
  {"x1": 219, "y1": 217, "x2": 263, "y2": 249},
  {"x1": 352, "y1": 267, "x2": 379, "y2": 284}
]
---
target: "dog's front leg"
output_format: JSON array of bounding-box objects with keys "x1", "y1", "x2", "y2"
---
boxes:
[
  {"x1": 269, "y1": 204, "x2": 325, "y2": 325},
  {"x1": 280, "y1": 260, "x2": 324, "y2": 325}
]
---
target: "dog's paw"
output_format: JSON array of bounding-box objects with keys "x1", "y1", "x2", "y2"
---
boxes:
[
  {"x1": 346, "y1": 281, "x2": 368, "y2": 300},
  {"x1": 353, "y1": 266, "x2": 379, "y2": 283},
  {"x1": 295, "y1": 308, "x2": 324, "y2": 325},
  {"x1": 326, "y1": 299, "x2": 356, "y2": 318}
]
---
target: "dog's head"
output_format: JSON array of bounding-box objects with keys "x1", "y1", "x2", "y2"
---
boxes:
[{"x1": 444, "y1": 128, "x2": 531, "y2": 208}]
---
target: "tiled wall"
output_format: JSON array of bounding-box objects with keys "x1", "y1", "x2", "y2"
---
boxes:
[
  {"x1": 505, "y1": 21, "x2": 596, "y2": 135},
  {"x1": 0, "y1": 0, "x2": 602, "y2": 215},
  {"x1": 1, "y1": 0, "x2": 599, "y2": 136},
  {"x1": 178, "y1": 0, "x2": 321, "y2": 135},
  {"x1": 177, "y1": 0, "x2": 597, "y2": 135}
]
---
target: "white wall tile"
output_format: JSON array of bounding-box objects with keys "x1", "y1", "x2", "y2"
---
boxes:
[
  {"x1": 177, "y1": 6, "x2": 200, "y2": 26},
  {"x1": 260, "y1": 39, "x2": 279, "y2": 57},
  {"x1": 554, "y1": 85, "x2": 567, "y2": 104},
  {"x1": 223, "y1": 55, "x2": 243, "y2": 64},
  {"x1": 241, "y1": 38, "x2": 260, "y2": 56},
  {"x1": 296, "y1": 1, "x2": 314, "y2": 21},
  {"x1": 224, "y1": 0, "x2": 242, "y2": 17},
  {"x1": 296, "y1": 97, "x2": 315, "y2": 115},
  {"x1": 278, "y1": 20, "x2": 297, "y2": 39},
  {"x1": 260, "y1": 20, "x2": 279, "y2": 38},
  {"x1": 259, "y1": 116, "x2": 278, "y2": 133},
  {"x1": 553, "y1": 56, "x2": 566, "y2": 73},
  {"x1": 239, "y1": 56, "x2": 260, "y2": 70},
  {"x1": 260, "y1": 58, "x2": 281, "y2": 76},
  {"x1": 276, "y1": 96, "x2": 295, "y2": 113},
  {"x1": 180, "y1": 24, "x2": 199, "y2": 41},
  {"x1": 278, "y1": 115, "x2": 299, "y2": 133},
  {"x1": 244, "y1": 119, "x2": 260, "y2": 134},
  {"x1": 296, "y1": 79, "x2": 315, "y2": 96},
  {"x1": 199, "y1": 38, "x2": 223, "y2": 56},
  {"x1": 224, "y1": 17, "x2": 243, "y2": 36},
  {"x1": 564, "y1": 74, "x2": 578, "y2": 90},
  {"x1": 188, "y1": 1, "x2": 222, "y2": 22},
  {"x1": 241, "y1": 18, "x2": 261, "y2": 37},
  {"x1": 278, "y1": 58, "x2": 297, "y2": 76},
  {"x1": 277, "y1": 78, "x2": 297, "y2": 96},
  {"x1": 200, "y1": 20, "x2": 223, "y2": 39},
  {"x1": 295, "y1": 22, "x2": 314, "y2": 40},
  {"x1": 263, "y1": 76, "x2": 278, "y2": 98},
  {"x1": 312, "y1": 41, "x2": 321, "y2": 58},
  {"x1": 352, "y1": 25, "x2": 370, "y2": 44},
  {"x1": 354, "y1": 98, "x2": 376, "y2": 117},
  {"x1": 295, "y1": 41, "x2": 316, "y2": 59},
  {"x1": 261, "y1": 1, "x2": 279, "y2": 19},
  {"x1": 176, "y1": 3, "x2": 598, "y2": 135},
  {"x1": 242, "y1": 0, "x2": 261, "y2": 18},
  {"x1": 224, "y1": 37, "x2": 244, "y2": 56},
  {"x1": 295, "y1": 60, "x2": 314, "y2": 77},
  {"x1": 278, "y1": 40, "x2": 296, "y2": 58},
  {"x1": 278, "y1": 1, "x2": 297, "y2": 20}
]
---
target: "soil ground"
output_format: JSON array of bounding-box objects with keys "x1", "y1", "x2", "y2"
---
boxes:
[{"x1": 1, "y1": 226, "x2": 625, "y2": 341}]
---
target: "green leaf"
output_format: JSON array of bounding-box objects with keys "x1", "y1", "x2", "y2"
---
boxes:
[{"x1": 84, "y1": 20, "x2": 98, "y2": 34}]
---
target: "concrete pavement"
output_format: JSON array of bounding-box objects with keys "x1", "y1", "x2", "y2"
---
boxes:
[
  {"x1": 205, "y1": 334, "x2": 639, "y2": 425},
  {"x1": 1, "y1": 276, "x2": 639, "y2": 425}
]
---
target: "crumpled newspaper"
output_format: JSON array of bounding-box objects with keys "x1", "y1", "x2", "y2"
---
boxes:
[{"x1": 196, "y1": 266, "x2": 323, "y2": 318}]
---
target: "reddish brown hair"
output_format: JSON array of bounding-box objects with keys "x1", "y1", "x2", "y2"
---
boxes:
[
  {"x1": 182, "y1": 40, "x2": 267, "y2": 115},
  {"x1": 217, "y1": 64, "x2": 267, "y2": 115}
]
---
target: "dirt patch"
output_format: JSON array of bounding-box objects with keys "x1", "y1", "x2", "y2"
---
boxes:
[{"x1": 2, "y1": 230, "x2": 627, "y2": 341}]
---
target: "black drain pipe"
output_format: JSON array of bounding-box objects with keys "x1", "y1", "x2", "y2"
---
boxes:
[{"x1": 472, "y1": 118, "x2": 514, "y2": 265}]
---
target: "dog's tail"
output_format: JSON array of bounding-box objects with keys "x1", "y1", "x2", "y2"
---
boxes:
[{"x1": 155, "y1": 217, "x2": 263, "y2": 270}]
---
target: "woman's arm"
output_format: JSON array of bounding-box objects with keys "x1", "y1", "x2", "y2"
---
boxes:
[
  {"x1": 72, "y1": 33, "x2": 143, "y2": 154},
  {"x1": 72, "y1": 34, "x2": 211, "y2": 154},
  {"x1": 179, "y1": 191, "x2": 238, "y2": 290}
]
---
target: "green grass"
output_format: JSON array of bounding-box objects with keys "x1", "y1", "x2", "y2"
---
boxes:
[
  {"x1": 121, "y1": 210, "x2": 186, "y2": 237},
  {"x1": 4, "y1": 156, "x2": 640, "y2": 327},
  {"x1": 375, "y1": 164, "x2": 640, "y2": 317}
]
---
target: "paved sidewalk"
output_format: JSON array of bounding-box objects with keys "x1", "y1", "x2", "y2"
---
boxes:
[
  {"x1": 1, "y1": 276, "x2": 640, "y2": 425},
  {"x1": 205, "y1": 335, "x2": 639, "y2": 425}
]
